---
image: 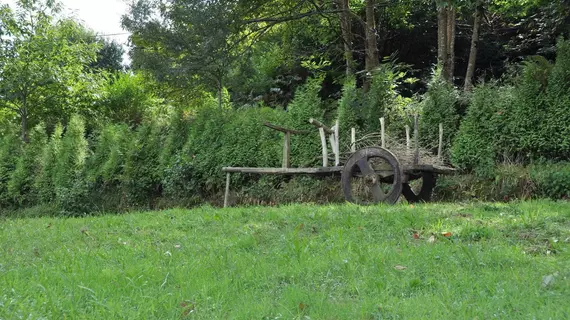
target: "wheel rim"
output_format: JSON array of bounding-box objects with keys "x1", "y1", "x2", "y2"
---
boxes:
[{"x1": 341, "y1": 147, "x2": 402, "y2": 205}]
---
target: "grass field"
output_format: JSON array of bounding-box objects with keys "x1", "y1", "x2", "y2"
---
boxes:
[{"x1": 1, "y1": 201, "x2": 569, "y2": 319}]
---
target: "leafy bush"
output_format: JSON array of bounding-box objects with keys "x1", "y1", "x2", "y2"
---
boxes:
[
  {"x1": 530, "y1": 163, "x2": 570, "y2": 199},
  {"x1": 337, "y1": 77, "x2": 361, "y2": 147}
]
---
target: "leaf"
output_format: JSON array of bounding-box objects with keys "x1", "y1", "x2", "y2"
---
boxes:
[
  {"x1": 427, "y1": 235, "x2": 436, "y2": 243},
  {"x1": 441, "y1": 232, "x2": 452, "y2": 237},
  {"x1": 413, "y1": 233, "x2": 420, "y2": 239},
  {"x1": 299, "y1": 302, "x2": 308, "y2": 311},
  {"x1": 394, "y1": 265, "x2": 407, "y2": 271}
]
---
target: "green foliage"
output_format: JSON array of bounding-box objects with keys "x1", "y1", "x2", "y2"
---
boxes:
[
  {"x1": 0, "y1": 127, "x2": 21, "y2": 206},
  {"x1": 530, "y1": 163, "x2": 570, "y2": 200},
  {"x1": 122, "y1": 122, "x2": 164, "y2": 207},
  {"x1": 87, "y1": 123, "x2": 130, "y2": 185},
  {"x1": 102, "y1": 73, "x2": 163, "y2": 126},
  {"x1": 35, "y1": 124, "x2": 63, "y2": 203},
  {"x1": 363, "y1": 64, "x2": 407, "y2": 132},
  {"x1": 53, "y1": 115, "x2": 90, "y2": 213},
  {"x1": 337, "y1": 77, "x2": 361, "y2": 138},
  {"x1": 420, "y1": 72, "x2": 459, "y2": 153},
  {"x1": 287, "y1": 77, "x2": 325, "y2": 166},
  {"x1": 7, "y1": 125, "x2": 47, "y2": 205},
  {"x1": 451, "y1": 83, "x2": 513, "y2": 176}
]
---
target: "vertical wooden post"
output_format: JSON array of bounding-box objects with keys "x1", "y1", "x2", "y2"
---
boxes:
[
  {"x1": 282, "y1": 132, "x2": 291, "y2": 168},
  {"x1": 414, "y1": 115, "x2": 420, "y2": 165},
  {"x1": 224, "y1": 172, "x2": 231, "y2": 208},
  {"x1": 319, "y1": 127, "x2": 328, "y2": 167},
  {"x1": 405, "y1": 125, "x2": 411, "y2": 150},
  {"x1": 334, "y1": 120, "x2": 340, "y2": 166},
  {"x1": 438, "y1": 123, "x2": 444, "y2": 160},
  {"x1": 351, "y1": 128, "x2": 356, "y2": 152},
  {"x1": 380, "y1": 117, "x2": 386, "y2": 148}
]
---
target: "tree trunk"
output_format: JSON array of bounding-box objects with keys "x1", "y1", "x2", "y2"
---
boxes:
[
  {"x1": 338, "y1": 0, "x2": 353, "y2": 76},
  {"x1": 437, "y1": 4, "x2": 448, "y2": 78},
  {"x1": 446, "y1": 7, "x2": 456, "y2": 80},
  {"x1": 364, "y1": 0, "x2": 379, "y2": 92},
  {"x1": 217, "y1": 78, "x2": 223, "y2": 109},
  {"x1": 465, "y1": 3, "x2": 483, "y2": 92},
  {"x1": 20, "y1": 107, "x2": 29, "y2": 143}
]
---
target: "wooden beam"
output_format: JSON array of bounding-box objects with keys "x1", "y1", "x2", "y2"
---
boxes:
[
  {"x1": 309, "y1": 118, "x2": 334, "y2": 134},
  {"x1": 222, "y1": 166, "x2": 344, "y2": 175},
  {"x1": 438, "y1": 123, "x2": 444, "y2": 159},
  {"x1": 351, "y1": 128, "x2": 356, "y2": 152},
  {"x1": 319, "y1": 127, "x2": 328, "y2": 167},
  {"x1": 224, "y1": 172, "x2": 231, "y2": 208},
  {"x1": 282, "y1": 132, "x2": 291, "y2": 168},
  {"x1": 380, "y1": 117, "x2": 386, "y2": 148},
  {"x1": 334, "y1": 120, "x2": 340, "y2": 166},
  {"x1": 263, "y1": 122, "x2": 309, "y2": 135}
]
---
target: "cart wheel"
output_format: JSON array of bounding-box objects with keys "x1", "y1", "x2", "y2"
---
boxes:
[
  {"x1": 401, "y1": 171, "x2": 436, "y2": 203},
  {"x1": 341, "y1": 147, "x2": 403, "y2": 205}
]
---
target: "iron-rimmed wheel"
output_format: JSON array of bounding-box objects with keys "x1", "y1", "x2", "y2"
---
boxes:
[
  {"x1": 401, "y1": 171, "x2": 436, "y2": 203},
  {"x1": 341, "y1": 147, "x2": 403, "y2": 205}
]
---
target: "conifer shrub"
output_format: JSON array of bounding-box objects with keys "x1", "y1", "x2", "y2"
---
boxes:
[
  {"x1": 287, "y1": 76, "x2": 325, "y2": 167},
  {"x1": 0, "y1": 128, "x2": 21, "y2": 206},
  {"x1": 7, "y1": 125, "x2": 47, "y2": 205},
  {"x1": 122, "y1": 122, "x2": 164, "y2": 207},
  {"x1": 35, "y1": 125, "x2": 63, "y2": 203},
  {"x1": 420, "y1": 73, "x2": 459, "y2": 153},
  {"x1": 53, "y1": 115, "x2": 90, "y2": 213},
  {"x1": 337, "y1": 77, "x2": 361, "y2": 146}
]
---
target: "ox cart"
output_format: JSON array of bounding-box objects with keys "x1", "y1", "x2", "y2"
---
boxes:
[{"x1": 222, "y1": 116, "x2": 456, "y2": 207}]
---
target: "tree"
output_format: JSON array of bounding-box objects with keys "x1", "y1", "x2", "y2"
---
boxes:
[
  {"x1": 464, "y1": 0, "x2": 484, "y2": 91},
  {"x1": 436, "y1": 0, "x2": 456, "y2": 81},
  {"x1": 0, "y1": 0, "x2": 101, "y2": 142}
]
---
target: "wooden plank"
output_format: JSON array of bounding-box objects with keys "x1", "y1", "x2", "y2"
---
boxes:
[
  {"x1": 224, "y1": 172, "x2": 231, "y2": 208},
  {"x1": 222, "y1": 166, "x2": 344, "y2": 175},
  {"x1": 309, "y1": 118, "x2": 334, "y2": 134},
  {"x1": 283, "y1": 132, "x2": 291, "y2": 168},
  {"x1": 351, "y1": 128, "x2": 356, "y2": 152},
  {"x1": 319, "y1": 127, "x2": 328, "y2": 167},
  {"x1": 403, "y1": 164, "x2": 457, "y2": 175},
  {"x1": 438, "y1": 123, "x2": 443, "y2": 159},
  {"x1": 263, "y1": 122, "x2": 309, "y2": 135},
  {"x1": 380, "y1": 117, "x2": 386, "y2": 148}
]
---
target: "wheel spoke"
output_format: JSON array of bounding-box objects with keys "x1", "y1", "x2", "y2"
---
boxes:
[{"x1": 357, "y1": 157, "x2": 386, "y2": 202}]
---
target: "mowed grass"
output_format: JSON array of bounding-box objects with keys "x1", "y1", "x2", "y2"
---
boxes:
[{"x1": 0, "y1": 201, "x2": 569, "y2": 319}]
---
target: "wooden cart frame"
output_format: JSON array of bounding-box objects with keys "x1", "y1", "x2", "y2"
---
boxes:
[{"x1": 222, "y1": 116, "x2": 455, "y2": 207}]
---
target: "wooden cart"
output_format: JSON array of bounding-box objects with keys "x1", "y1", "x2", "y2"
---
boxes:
[{"x1": 222, "y1": 117, "x2": 456, "y2": 207}]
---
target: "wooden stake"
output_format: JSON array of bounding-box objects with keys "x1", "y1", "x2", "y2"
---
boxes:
[
  {"x1": 405, "y1": 125, "x2": 411, "y2": 150},
  {"x1": 334, "y1": 120, "x2": 340, "y2": 165},
  {"x1": 319, "y1": 127, "x2": 328, "y2": 167},
  {"x1": 414, "y1": 115, "x2": 420, "y2": 165},
  {"x1": 351, "y1": 128, "x2": 356, "y2": 152},
  {"x1": 224, "y1": 172, "x2": 231, "y2": 208},
  {"x1": 438, "y1": 123, "x2": 444, "y2": 159},
  {"x1": 380, "y1": 117, "x2": 386, "y2": 148},
  {"x1": 282, "y1": 132, "x2": 291, "y2": 168}
]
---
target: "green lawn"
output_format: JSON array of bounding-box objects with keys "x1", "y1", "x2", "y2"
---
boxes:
[{"x1": 1, "y1": 201, "x2": 569, "y2": 319}]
